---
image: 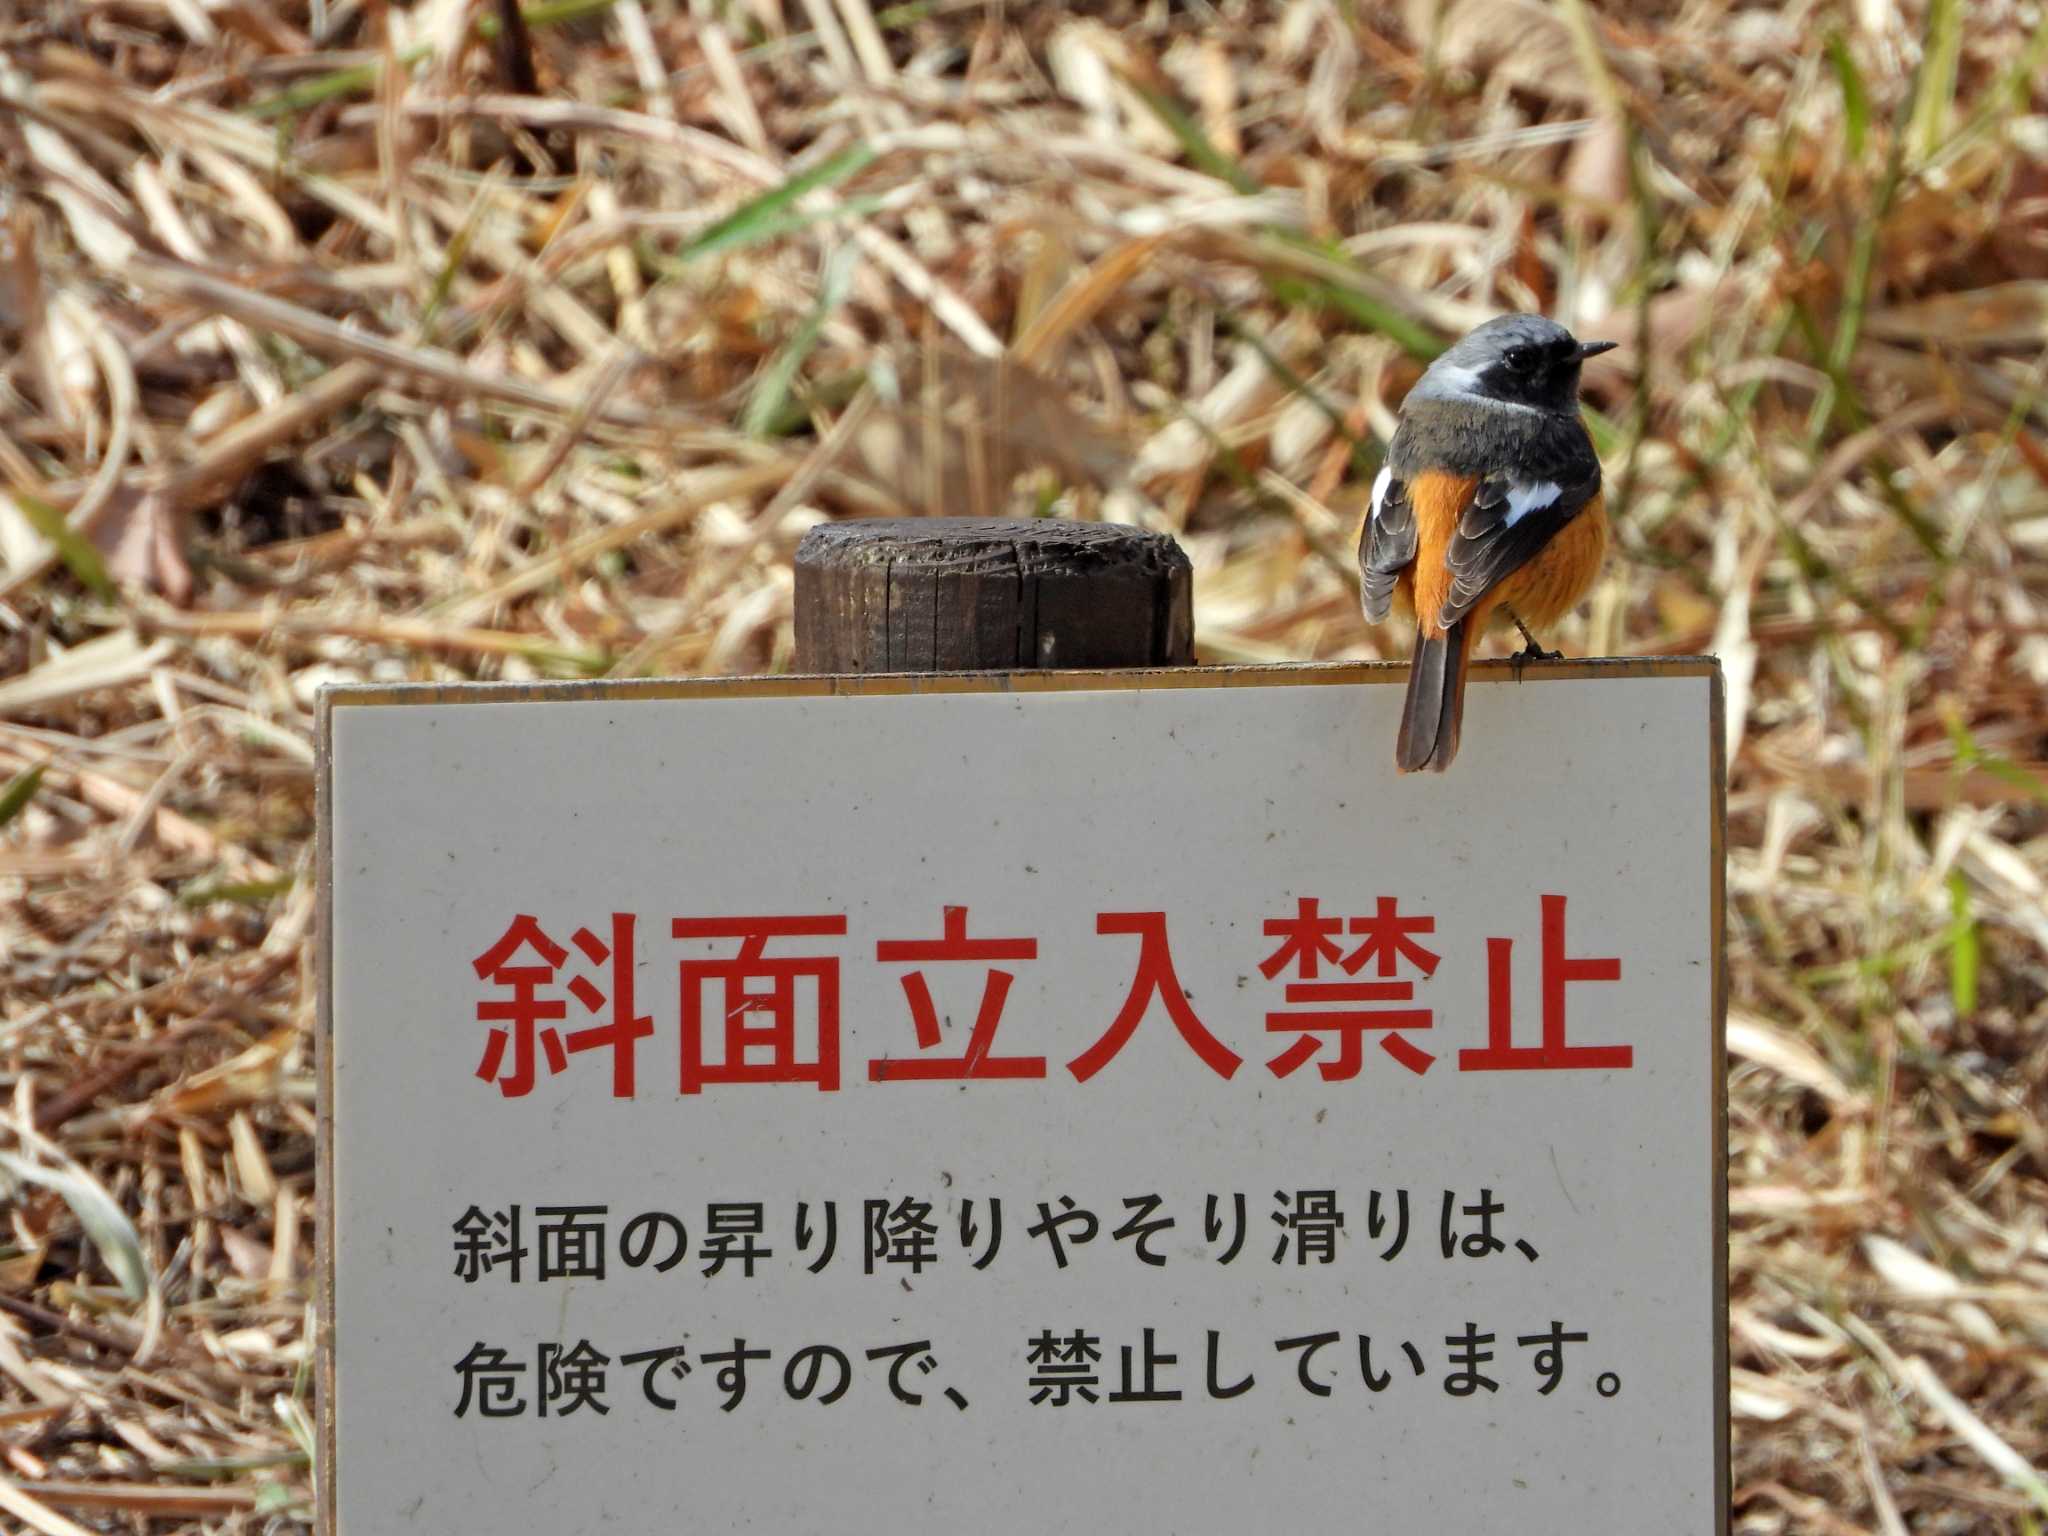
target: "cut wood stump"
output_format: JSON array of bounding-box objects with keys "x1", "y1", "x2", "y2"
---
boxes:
[{"x1": 793, "y1": 517, "x2": 1194, "y2": 673}]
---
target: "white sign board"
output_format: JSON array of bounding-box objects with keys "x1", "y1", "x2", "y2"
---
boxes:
[{"x1": 318, "y1": 661, "x2": 1725, "y2": 1534}]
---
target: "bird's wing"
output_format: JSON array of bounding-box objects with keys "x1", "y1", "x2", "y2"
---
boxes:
[
  {"x1": 1438, "y1": 455, "x2": 1601, "y2": 626},
  {"x1": 1359, "y1": 463, "x2": 1415, "y2": 624}
]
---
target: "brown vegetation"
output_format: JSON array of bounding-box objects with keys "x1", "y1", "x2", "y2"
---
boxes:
[{"x1": 2, "y1": 0, "x2": 2045, "y2": 1529}]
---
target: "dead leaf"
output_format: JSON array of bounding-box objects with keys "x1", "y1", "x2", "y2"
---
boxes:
[
  {"x1": 1866, "y1": 282, "x2": 2048, "y2": 348},
  {"x1": 1564, "y1": 111, "x2": 1632, "y2": 210},
  {"x1": 96, "y1": 490, "x2": 193, "y2": 605}
]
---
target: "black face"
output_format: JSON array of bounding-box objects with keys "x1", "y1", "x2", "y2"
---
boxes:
[
  {"x1": 1479, "y1": 332, "x2": 1596, "y2": 412},
  {"x1": 1413, "y1": 314, "x2": 1615, "y2": 415}
]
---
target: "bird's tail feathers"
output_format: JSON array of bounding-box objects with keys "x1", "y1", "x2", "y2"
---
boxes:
[{"x1": 1396, "y1": 620, "x2": 1471, "y2": 773}]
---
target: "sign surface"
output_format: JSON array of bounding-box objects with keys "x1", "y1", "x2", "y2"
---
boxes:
[{"x1": 318, "y1": 661, "x2": 1725, "y2": 1534}]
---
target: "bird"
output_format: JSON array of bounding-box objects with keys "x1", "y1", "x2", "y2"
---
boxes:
[{"x1": 1359, "y1": 313, "x2": 1616, "y2": 773}]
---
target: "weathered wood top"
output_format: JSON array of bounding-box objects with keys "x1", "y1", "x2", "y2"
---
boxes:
[{"x1": 793, "y1": 517, "x2": 1194, "y2": 672}]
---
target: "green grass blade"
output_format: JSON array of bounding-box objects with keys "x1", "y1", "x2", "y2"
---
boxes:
[
  {"x1": 1928, "y1": 9, "x2": 2048, "y2": 165},
  {"x1": 13, "y1": 492, "x2": 116, "y2": 601},
  {"x1": 0, "y1": 1153, "x2": 150, "y2": 1301},
  {"x1": 416, "y1": 190, "x2": 490, "y2": 345},
  {"x1": 1116, "y1": 72, "x2": 1261, "y2": 194},
  {"x1": 1826, "y1": 34, "x2": 1870, "y2": 161},
  {"x1": 673, "y1": 146, "x2": 878, "y2": 266},
  {"x1": 156, "y1": 1452, "x2": 312, "y2": 1480},
  {"x1": 751, "y1": 368, "x2": 870, "y2": 438},
  {"x1": 743, "y1": 243, "x2": 860, "y2": 436},
  {"x1": 1264, "y1": 270, "x2": 1443, "y2": 362},
  {"x1": 1944, "y1": 709, "x2": 2048, "y2": 804},
  {"x1": 178, "y1": 874, "x2": 301, "y2": 907},
  {"x1": 1115, "y1": 70, "x2": 1442, "y2": 361},
  {"x1": 1946, "y1": 871, "x2": 1978, "y2": 1017},
  {"x1": 1974, "y1": 758, "x2": 2048, "y2": 804},
  {"x1": 1218, "y1": 313, "x2": 1374, "y2": 474},
  {"x1": 0, "y1": 762, "x2": 47, "y2": 828},
  {"x1": 245, "y1": 59, "x2": 404, "y2": 121},
  {"x1": 474, "y1": 0, "x2": 621, "y2": 36},
  {"x1": 1908, "y1": 0, "x2": 1962, "y2": 164}
]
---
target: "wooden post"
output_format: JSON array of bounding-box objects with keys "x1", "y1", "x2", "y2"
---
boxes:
[{"x1": 793, "y1": 517, "x2": 1194, "y2": 673}]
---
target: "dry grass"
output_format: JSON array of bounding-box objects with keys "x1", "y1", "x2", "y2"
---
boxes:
[{"x1": 2, "y1": 0, "x2": 2046, "y2": 1529}]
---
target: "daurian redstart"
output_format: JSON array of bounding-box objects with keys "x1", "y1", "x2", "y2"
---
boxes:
[{"x1": 1360, "y1": 314, "x2": 1616, "y2": 773}]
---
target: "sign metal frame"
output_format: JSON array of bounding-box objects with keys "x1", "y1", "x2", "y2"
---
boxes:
[{"x1": 314, "y1": 657, "x2": 1727, "y2": 1534}]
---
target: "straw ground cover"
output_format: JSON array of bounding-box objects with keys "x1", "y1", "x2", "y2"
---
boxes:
[{"x1": 2, "y1": 0, "x2": 2045, "y2": 1529}]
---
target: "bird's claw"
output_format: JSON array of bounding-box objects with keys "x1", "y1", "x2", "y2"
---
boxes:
[{"x1": 1506, "y1": 609, "x2": 1560, "y2": 666}]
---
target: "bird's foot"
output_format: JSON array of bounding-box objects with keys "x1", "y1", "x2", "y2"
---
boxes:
[{"x1": 1507, "y1": 609, "x2": 1563, "y2": 670}]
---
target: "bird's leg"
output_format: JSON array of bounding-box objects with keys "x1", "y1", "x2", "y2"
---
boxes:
[{"x1": 1506, "y1": 606, "x2": 1563, "y2": 664}]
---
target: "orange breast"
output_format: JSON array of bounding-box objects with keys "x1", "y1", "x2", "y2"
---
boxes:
[{"x1": 1493, "y1": 491, "x2": 1607, "y2": 629}]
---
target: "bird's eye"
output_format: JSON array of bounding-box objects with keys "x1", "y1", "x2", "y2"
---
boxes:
[{"x1": 1503, "y1": 346, "x2": 1537, "y2": 373}]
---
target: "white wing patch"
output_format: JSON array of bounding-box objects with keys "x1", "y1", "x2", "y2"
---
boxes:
[
  {"x1": 1369, "y1": 465, "x2": 1393, "y2": 520},
  {"x1": 1503, "y1": 480, "x2": 1562, "y2": 527}
]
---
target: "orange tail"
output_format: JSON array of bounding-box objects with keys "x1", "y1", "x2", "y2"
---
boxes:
[{"x1": 1396, "y1": 621, "x2": 1473, "y2": 773}]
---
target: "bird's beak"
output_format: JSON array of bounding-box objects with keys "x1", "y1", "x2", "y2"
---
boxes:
[{"x1": 1576, "y1": 339, "x2": 1619, "y2": 360}]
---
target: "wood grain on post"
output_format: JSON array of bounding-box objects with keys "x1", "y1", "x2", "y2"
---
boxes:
[{"x1": 794, "y1": 517, "x2": 1194, "y2": 672}]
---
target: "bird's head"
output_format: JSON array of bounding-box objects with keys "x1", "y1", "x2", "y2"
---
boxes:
[{"x1": 1408, "y1": 313, "x2": 1615, "y2": 415}]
